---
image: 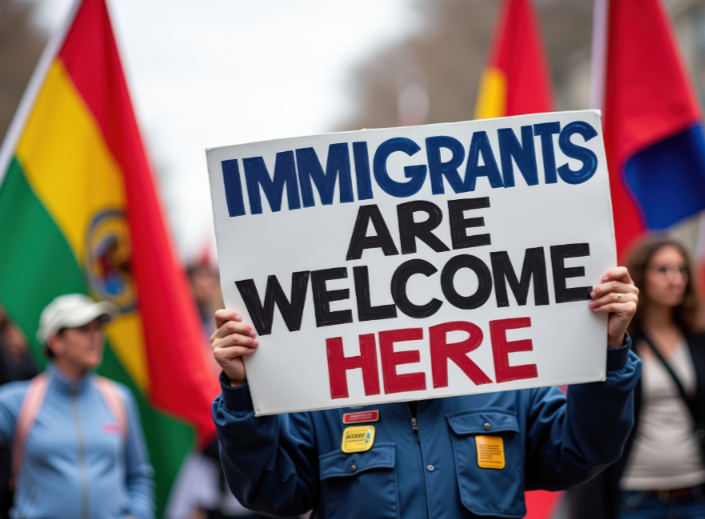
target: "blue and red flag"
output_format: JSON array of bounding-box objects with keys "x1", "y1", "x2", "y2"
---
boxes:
[{"x1": 597, "y1": 0, "x2": 705, "y2": 257}]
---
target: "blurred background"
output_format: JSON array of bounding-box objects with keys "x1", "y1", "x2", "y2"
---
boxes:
[{"x1": 4, "y1": 0, "x2": 704, "y2": 264}]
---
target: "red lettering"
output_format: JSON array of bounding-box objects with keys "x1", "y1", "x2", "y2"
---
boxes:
[
  {"x1": 490, "y1": 317, "x2": 538, "y2": 383},
  {"x1": 429, "y1": 321, "x2": 492, "y2": 388},
  {"x1": 379, "y1": 328, "x2": 426, "y2": 394},
  {"x1": 326, "y1": 334, "x2": 381, "y2": 399}
]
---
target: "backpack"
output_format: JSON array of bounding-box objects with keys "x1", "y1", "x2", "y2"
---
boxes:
[{"x1": 12, "y1": 372, "x2": 127, "y2": 481}]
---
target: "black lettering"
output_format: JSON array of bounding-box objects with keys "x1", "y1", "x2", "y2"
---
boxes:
[
  {"x1": 311, "y1": 268, "x2": 354, "y2": 327},
  {"x1": 346, "y1": 205, "x2": 399, "y2": 261},
  {"x1": 235, "y1": 272, "x2": 310, "y2": 335},
  {"x1": 491, "y1": 248, "x2": 549, "y2": 307},
  {"x1": 391, "y1": 259, "x2": 442, "y2": 318},
  {"x1": 448, "y1": 197, "x2": 491, "y2": 250},
  {"x1": 353, "y1": 266, "x2": 397, "y2": 321},
  {"x1": 397, "y1": 201, "x2": 450, "y2": 254},
  {"x1": 550, "y1": 243, "x2": 592, "y2": 303},
  {"x1": 441, "y1": 255, "x2": 492, "y2": 310}
]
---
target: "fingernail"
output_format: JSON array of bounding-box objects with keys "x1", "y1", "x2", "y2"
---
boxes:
[
  {"x1": 588, "y1": 300, "x2": 595, "y2": 307},
  {"x1": 252, "y1": 340, "x2": 260, "y2": 346},
  {"x1": 248, "y1": 348, "x2": 256, "y2": 353},
  {"x1": 590, "y1": 290, "x2": 596, "y2": 298},
  {"x1": 249, "y1": 329, "x2": 257, "y2": 337},
  {"x1": 602, "y1": 276, "x2": 609, "y2": 281},
  {"x1": 234, "y1": 314, "x2": 242, "y2": 321}
]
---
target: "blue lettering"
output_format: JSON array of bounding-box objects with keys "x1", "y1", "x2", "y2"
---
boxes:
[
  {"x1": 426, "y1": 136, "x2": 466, "y2": 195},
  {"x1": 498, "y1": 126, "x2": 539, "y2": 188},
  {"x1": 222, "y1": 159, "x2": 246, "y2": 217},
  {"x1": 533, "y1": 122, "x2": 560, "y2": 184},
  {"x1": 557, "y1": 121, "x2": 598, "y2": 185},
  {"x1": 296, "y1": 144, "x2": 353, "y2": 207},
  {"x1": 373, "y1": 137, "x2": 427, "y2": 198},
  {"x1": 464, "y1": 131, "x2": 503, "y2": 190},
  {"x1": 243, "y1": 151, "x2": 301, "y2": 215},
  {"x1": 353, "y1": 141, "x2": 374, "y2": 201}
]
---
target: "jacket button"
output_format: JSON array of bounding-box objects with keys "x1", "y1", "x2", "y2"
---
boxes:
[
  {"x1": 484, "y1": 423, "x2": 491, "y2": 431},
  {"x1": 350, "y1": 465, "x2": 356, "y2": 472},
  {"x1": 427, "y1": 465, "x2": 434, "y2": 472}
]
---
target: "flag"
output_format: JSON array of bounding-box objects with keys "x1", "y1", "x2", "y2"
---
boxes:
[
  {"x1": 475, "y1": 0, "x2": 554, "y2": 119},
  {"x1": 597, "y1": 0, "x2": 705, "y2": 257},
  {"x1": 0, "y1": 0, "x2": 220, "y2": 513},
  {"x1": 475, "y1": 2, "x2": 562, "y2": 518}
]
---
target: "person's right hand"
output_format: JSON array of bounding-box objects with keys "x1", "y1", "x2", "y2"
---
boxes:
[{"x1": 211, "y1": 309, "x2": 259, "y2": 386}]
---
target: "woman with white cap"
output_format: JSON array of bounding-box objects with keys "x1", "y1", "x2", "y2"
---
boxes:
[{"x1": 0, "y1": 294, "x2": 154, "y2": 519}]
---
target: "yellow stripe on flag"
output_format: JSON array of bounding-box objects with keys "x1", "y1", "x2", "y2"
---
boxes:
[
  {"x1": 474, "y1": 67, "x2": 507, "y2": 120},
  {"x1": 16, "y1": 60, "x2": 124, "y2": 263},
  {"x1": 15, "y1": 60, "x2": 148, "y2": 391}
]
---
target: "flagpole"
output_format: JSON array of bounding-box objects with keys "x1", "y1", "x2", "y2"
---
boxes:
[
  {"x1": 589, "y1": 0, "x2": 609, "y2": 111},
  {"x1": 0, "y1": 0, "x2": 84, "y2": 187}
]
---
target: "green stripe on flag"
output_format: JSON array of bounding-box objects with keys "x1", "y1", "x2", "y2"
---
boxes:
[{"x1": 0, "y1": 156, "x2": 194, "y2": 515}]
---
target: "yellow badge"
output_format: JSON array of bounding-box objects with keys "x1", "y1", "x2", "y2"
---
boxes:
[
  {"x1": 475, "y1": 436, "x2": 505, "y2": 469},
  {"x1": 341, "y1": 426, "x2": 376, "y2": 454}
]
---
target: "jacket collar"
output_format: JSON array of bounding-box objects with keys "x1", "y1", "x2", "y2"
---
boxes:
[{"x1": 47, "y1": 363, "x2": 95, "y2": 394}]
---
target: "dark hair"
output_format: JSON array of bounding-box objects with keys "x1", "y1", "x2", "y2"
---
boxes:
[
  {"x1": 625, "y1": 236, "x2": 704, "y2": 336},
  {"x1": 43, "y1": 328, "x2": 65, "y2": 359}
]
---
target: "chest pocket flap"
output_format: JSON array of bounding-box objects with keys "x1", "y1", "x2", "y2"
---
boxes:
[
  {"x1": 447, "y1": 408, "x2": 519, "y2": 435},
  {"x1": 319, "y1": 444, "x2": 398, "y2": 519},
  {"x1": 319, "y1": 443, "x2": 395, "y2": 480}
]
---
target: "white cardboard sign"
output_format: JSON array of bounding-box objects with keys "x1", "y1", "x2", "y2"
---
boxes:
[{"x1": 206, "y1": 110, "x2": 616, "y2": 416}]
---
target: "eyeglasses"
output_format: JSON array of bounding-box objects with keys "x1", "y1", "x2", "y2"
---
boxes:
[{"x1": 650, "y1": 265, "x2": 688, "y2": 277}]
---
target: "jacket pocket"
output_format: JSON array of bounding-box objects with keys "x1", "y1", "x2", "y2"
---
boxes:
[
  {"x1": 447, "y1": 409, "x2": 526, "y2": 518},
  {"x1": 319, "y1": 443, "x2": 399, "y2": 519}
]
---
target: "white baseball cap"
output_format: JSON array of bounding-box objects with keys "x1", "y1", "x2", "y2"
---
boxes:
[{"x1": 37, "y1": 294, "x2": 118, "y2": 343}]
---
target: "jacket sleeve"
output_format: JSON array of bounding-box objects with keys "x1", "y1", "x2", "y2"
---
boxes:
[
  {"x1": 119, "y1": 386, "x2": 155, "y2": 519},
  {"x1": 0, "y1": 382, "x2": 28, "y2": 446},
  {"x1": 212, "y1": 373, "x2": 318, "y2": 517},
  {"x1": 524, "y1": 337, "x2": 641, "y2": 491}
]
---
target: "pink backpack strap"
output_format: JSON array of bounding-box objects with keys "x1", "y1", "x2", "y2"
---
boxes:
[
  {"x1": 13, "y1": 372, "x2": 50, "y2": 480},
  {"x1": 94, "y1": 376, "x2": 127, "y2": 440}
]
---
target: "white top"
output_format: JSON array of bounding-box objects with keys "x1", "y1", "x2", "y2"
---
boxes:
[{"x1": 621, "y1": 339, "x2": 705, "y2": 490}]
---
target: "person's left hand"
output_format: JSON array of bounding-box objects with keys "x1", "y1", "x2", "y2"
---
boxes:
[{"x1": 589, "y1": 267, "x2": 639, "y2": 348}]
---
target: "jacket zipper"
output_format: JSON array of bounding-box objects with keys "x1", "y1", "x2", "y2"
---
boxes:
[
  {"x1": 409, "y1": 409, "x2": 430, "y2": 519},
  {"x1": 70, "y1": 384, "x2": 89, "y2": 519}
]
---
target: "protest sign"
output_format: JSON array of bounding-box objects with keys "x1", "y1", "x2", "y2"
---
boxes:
[{"x1": 206, "y1": 110, "x2": 616, "y2": 416}]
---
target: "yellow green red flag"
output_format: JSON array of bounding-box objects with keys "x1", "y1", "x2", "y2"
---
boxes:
[{"x1": 0, "y1": 0, "x2": 220, "y2": 513}]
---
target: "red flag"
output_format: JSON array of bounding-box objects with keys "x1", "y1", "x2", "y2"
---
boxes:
[
  {"x1": 475, "y1": 0, "x2": 554, "y2": 119},
  {"x1": 595, "y1": 0, "x2": 705, "y2": 258}
]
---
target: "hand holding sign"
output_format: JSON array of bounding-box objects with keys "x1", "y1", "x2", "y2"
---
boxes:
[
  {"x1": 211, "y1": 309, "x2": 259, "y2": 386},
  {"x1": 588, "y1": 267, "x2": 639, "y2": 349}
]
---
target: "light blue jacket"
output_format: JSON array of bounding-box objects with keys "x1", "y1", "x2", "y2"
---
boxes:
[{"x1": 0, "y1": 365, "x2": 154, "y2": 519}]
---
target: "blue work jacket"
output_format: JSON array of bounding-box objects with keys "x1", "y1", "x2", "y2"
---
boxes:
[{"x1": 213, "y1": 342, "x2": 640, "y2": 519}]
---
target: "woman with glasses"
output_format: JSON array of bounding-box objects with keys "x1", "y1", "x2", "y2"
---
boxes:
[{"x1": 571, "y1": 237, "x2": 705, "y2": 519}]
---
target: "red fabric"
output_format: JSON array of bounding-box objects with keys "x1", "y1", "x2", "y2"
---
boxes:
[
  {"x1": 58, "y1": 0, "x2": 219, "y2": 446},
  {"x1": 603, "y1": 0, "x2": 702, "y2": 258},
  {"x1": 489, "y1": 0, "x2": 554, "y2": 115}
]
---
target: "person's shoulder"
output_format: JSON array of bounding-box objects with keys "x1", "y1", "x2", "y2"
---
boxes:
[
  {"x1": 688, "y1": 330, "x2": 705, "y2": 344},
  {"x1": 0, "y1": 379, "x2": 32, "y2": 410}
]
